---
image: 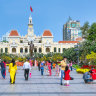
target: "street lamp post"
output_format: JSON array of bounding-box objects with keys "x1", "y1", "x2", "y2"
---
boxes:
[
  {"x1": 77, "y1": 54, "x2": 79, "y2": 65},
  {"x1": 74, "y1": 44, "x2": 79, "y2": 65}
]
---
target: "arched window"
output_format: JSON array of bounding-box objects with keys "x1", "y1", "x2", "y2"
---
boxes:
[
  {"x1": 34, "y1": 48, "x2": 37, "y2": 53},
  {"x1": 12, "y1": 48, "x2": 16, "y2": 53},
  {"x1": 5, "y1": 48, "x2": 8, "y2": 53},
  {"x1": 63, "y1": 48, "x2": 65, "y2": 53},
  {"x1": 39, "y1": 40, "x2": 41, "y2": 43},
  {"x1": 54, "y1": 47, "x2": 56, "y2": 52},
  {"x1": 20, "y1": 40, "x2": 23, "y2": 43},
  {"x1": 46, "y1": 48, "x2": 50, "y2": 53},
  {"x1": 39, "y1": 48, "x2": 42, "y2": 53},
  {"x1": 1, "y1": 48, "x2": 3, "y2": 53},
  {"x1": 20, "y1": 48, "x2": 23, "y2": 53},
  {"x1": 58, "y1": 48, "x2": 60, "y2": 53},
  {"x1": 25, "y1": 48, "x2": 28, "y2": 53}
]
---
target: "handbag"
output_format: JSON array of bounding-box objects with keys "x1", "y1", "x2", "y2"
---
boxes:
[
  {"x1": 29, "y1": 72, "x2": 31, "y2": 78},
  {"x1": 70, "y1": 77, "x2": 74, "y2": 80}
]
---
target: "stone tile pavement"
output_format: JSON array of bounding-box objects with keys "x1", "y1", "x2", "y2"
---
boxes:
[{"x1": 0, "y1": 67, "x2": 96, "y2": 96}]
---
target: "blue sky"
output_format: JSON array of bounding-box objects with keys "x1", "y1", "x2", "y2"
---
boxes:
[{"x1": 0, "y1": 0, "x2": 96, "y2": 41}]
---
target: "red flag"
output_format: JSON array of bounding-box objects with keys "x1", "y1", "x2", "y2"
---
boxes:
[{"x1": 30, "y1": 6, "x2": 33, "y2": 12}]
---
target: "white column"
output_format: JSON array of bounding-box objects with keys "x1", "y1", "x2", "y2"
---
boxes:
[
  {"x1": 23, "y1": 48, "x2": 25, "y2": 54},
  {"x1": 44, "y1": 48, "x2": 45, "y2": 54},
  {"x1": 50, "y1": 47, "x2": 52, "y2": 53},
  {"x1": 37, "y1": 47, "x2": 39, "y2": 53},
  {"x1": 28, "y1": 46, "x2": 29, "y2": 54},
  {"x1": 61, "y1": 44, "x2": 62, "y2": 53},
  {"x1": 17, "y1": 47, "x2": 18, "y2": 54},
  {"x1": 3, "y1": 48, "x2": 5, "y2": 53},
  {"x1": 44, "y1": 45, "x2": 45, "y2": 53},
  {"x1": 10, "y1": 47, "x2": 12, "y2": 54},
  {"x1": 16, "y1": 47, "x2": 17, "y2": 54}
]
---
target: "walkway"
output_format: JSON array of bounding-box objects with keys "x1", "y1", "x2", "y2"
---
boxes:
[{"x1": 0, "y1": 67, "x2": 96, "y2": 96}]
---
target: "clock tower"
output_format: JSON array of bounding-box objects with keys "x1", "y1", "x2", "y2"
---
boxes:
[{"x1": 28, "y1": 15, "x2": 34, "y2": 37}]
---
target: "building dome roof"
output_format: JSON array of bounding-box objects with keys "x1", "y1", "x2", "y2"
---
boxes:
[
  {"x1": 9, "y1": 30, "x2": 19, "y2": 36},
  {"x1": 43, "y1": 30, "x2": 52, "y2": 36}
]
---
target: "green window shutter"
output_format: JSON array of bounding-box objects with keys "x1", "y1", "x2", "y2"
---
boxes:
[{"x1": 54, "y1": 47, "x2": 56, "y2": 52}]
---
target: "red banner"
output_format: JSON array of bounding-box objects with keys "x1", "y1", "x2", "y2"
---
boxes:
[{"x1": 30, "y1": 6, "x2": 33, "y2": 12}]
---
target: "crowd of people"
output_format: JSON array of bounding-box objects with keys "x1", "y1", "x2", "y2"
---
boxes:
[{"x1": 0, "y1": 57, "x2": 96, "y2": 86}]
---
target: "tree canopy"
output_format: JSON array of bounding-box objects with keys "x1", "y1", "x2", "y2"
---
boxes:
[
  {"x1": 87, "y1": 23, "x2": 96, "y2": 41},
  {"x1": 80, "y1": 21, "x2": 90, "y2": 39}
]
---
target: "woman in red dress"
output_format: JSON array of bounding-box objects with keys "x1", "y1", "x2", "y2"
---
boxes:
[{"x1": 64, "y1": 66, "x2": 70, "y2": 86}]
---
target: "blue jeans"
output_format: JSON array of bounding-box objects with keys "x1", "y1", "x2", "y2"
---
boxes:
[
  {"x1": 41, "y1": 69, "x2": 44, "y2": 75},
  {"x1": 70, "y1": 66, "x2": 72, "y2": 71},
  {"x1": 60, "y1": 70, "x2": 65, "y2": 84},
  {"x1": 1, "y1": 68, "x2": 5, "y2": 79}
]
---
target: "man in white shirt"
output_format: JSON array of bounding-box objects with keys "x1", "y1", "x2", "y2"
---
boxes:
[{"x1": 23, "y1": 59, "x2": 31, "y2": 80}]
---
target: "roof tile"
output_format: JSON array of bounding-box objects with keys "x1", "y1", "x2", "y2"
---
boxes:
[
  {"x1": 9, "y1": 30, "x2": 19, "y2": 36},
  {"x1": 43, "y1": 30, "x2": 52, "y2": 36}
]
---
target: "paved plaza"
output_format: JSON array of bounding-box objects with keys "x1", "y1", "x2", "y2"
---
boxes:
[{"x1": 0, "y1": 67, "x2": 96, "y2": 96}]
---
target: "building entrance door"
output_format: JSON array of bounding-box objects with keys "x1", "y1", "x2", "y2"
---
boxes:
[{"x1": 12, "y1": 48, "x2": 16, "y2": 53}]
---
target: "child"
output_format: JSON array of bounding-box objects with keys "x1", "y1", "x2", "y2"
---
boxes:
[
  {"x1": 53, "y1": 63, "x2": 56, "y2": 69},
  {"x1": 64, "y1": 66, "x2": 70, "y2": 86}
]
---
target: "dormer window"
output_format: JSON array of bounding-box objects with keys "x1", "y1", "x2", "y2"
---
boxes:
[
  {"x1": 39, "y1": 40, "x2": 41, "y2": 43},
  {"x1": 20, "y1": 40, "x2": 23, "y2": 43}
]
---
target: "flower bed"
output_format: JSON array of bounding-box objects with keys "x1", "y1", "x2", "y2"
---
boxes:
[
  {"x1": 73, "y1": 65, "x2": 92, "y2": 74},
  {"x1": 81, "y1": 65, "x2": 95, "y2": 69},
  {"x1": 76, "y1": 68, "x2": 90, "y2": 74}
]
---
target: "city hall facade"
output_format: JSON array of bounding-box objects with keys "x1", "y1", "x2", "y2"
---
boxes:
[{"x1": 0, "y1": 15, "x2": 80, "y2": 56}]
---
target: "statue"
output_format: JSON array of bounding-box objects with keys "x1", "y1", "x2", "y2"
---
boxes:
[{"x1": 28, "y1": 41, "x2": 34, "y2": 59}]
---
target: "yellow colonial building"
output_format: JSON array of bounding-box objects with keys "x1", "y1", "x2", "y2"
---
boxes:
[{"x1": 0, "y1": 15, "x2": 80, "y2": 56}]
